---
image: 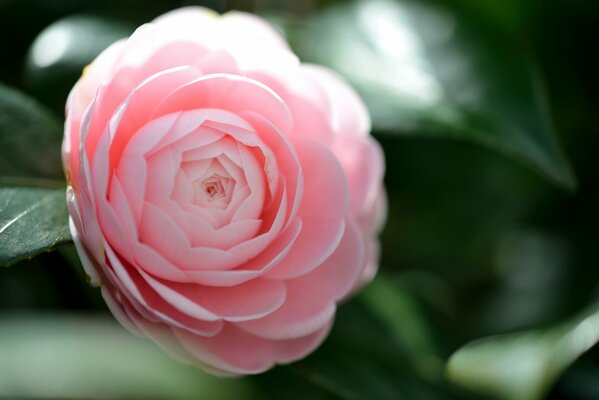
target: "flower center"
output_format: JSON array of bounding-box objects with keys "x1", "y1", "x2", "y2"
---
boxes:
[{"x1": 200, "y1": 174, "x2": 229, "y2": 201}]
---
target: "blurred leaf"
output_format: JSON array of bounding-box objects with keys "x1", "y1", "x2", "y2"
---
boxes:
[
  {"x1": 0, "y1": 187, "x2": 70, "y2": 266},
  {"x1": 0, "y1": 314, "x2": 255, "y2": 399},
  {"x1": 251, "y1": 366, "x2": 338, "y2": 400},
  {"x1": 361, "y1": 275, "x2": 442, "y2": 381},
  {"x1": 24, "y1": 14, "x2": 133, "y2": 113},
  {"x1": 294, "y1": 0, "x2": 575, "y2": 189},
  {"x1": 455, "y1": 0, "x2": 535, "y2": 33},
  {"x1": 0, "y1": 83, "x2": 63, "y2": 181},
  {"x1": 447, "y1": 301, "x2": 599, "y2": 400},
  {"x1": 554, "y1": 363, "x2": 599, "y2": 400},
  {"x1": 474, "y1": 230, "x2": 569, "y2": 334}
]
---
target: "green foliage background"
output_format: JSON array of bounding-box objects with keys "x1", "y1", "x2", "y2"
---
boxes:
[{"x1": 1, "y1": 0, "x2": 598, "y2": 398}]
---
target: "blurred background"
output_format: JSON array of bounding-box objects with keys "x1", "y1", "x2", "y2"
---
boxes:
[{"x1": 1, "y1": 0, "x2": 598, "y2": 399}]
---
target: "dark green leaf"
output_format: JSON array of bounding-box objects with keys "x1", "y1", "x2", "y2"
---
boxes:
[
  {"x1": 0, "y1": 84, "x2": 70, "y2": 265},
  {"x1": 361, "y1": 276, "x2": 442, "y2": 381},
  {"x1": 294, "y1": 0, "x2": 575, "y2": 189},
  {"x1": 446, "y1": 301, "x2": 599, "y2": 400},
  {"x1": 0, "y1": 187, "x2": 70, "y2": 266},
  {"x1": 0, "y1": 83, "x2": 63, "y2": 180},
  {"x1": 0, "y1": 314, "x2": 256, "y2": 399}
]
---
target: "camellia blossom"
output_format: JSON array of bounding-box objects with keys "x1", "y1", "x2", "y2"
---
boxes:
[{"x1": 63, "y1": 7, "x2": 386, "y2": 375}]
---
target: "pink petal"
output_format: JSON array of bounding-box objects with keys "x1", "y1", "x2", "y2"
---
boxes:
[
  {"x1": 65, "y1": 40, "x2": 126, "y2": 191},
  {"x1": 227, "y1": 183, "x2": 287, "y2": 259},
  {"x1": 294, "y1": 137, "x2": 349, "y2": 219},
  {"x1": 236, "y1": 279, "x2": 336, "y2": 340},
  {"x1": 69, "y1": 218, "x2": 102, "y2": 287},
  {"x1": 115, "y1": 111, "x2": 187, "y2": 225},
  {"x1": 273, "y1": 321, "x2": 332, "y2": 364},
  {"x1": 139, "y1": 201, "x2": 247, "y2": 270},
  {"x1": 264, "y1": 137, "x2": 350, "y2": 280},
  {"x1": 239, "y1": 112, "x2": 302, "y2": 225},
  {"x1": 331, "y1": 134, "x2": 385, "y2": 216},
  {"x1": 103, "y1": 177, "x2": 191, "y2": 282},
  {"x1": 150, "y1": 73, "x2": 292, "y2": 136},
  {"x1": 182, "y1": 218, "x2": 302, "y2": 287},
  {"x1": 101, "y1": 286, "x2": 144, "y2": 337},
  {"x1": 293, "y1": 218, "x2": 366, "y2": 301},
  {"x1": 104, "y1": 245, "x2": 225, "y2": 336},
  {"x1": 84, "y1": 56, "x2": 202, "y2": 167},
  {"x1": 248, "y1": 70, "x2": 334, "y2": 143},
  {"x1": 185, "y1": 269, "x2": 262, "y2": 287},
  {"x1": 106, "y1": 287, "x2": 203, "y2": 366},
  {"x1": 174, "y1": 324, "x2": 276, "y2": 374},
  {"x1": 108, "y1": 66, "x2": 203, "y2": 171},
  {"x1": 264, "y1": 217, "x2": 345, "y2": 280},
  {"x1": 302, "y1": 64, "x2": 371, "y2": 137},
  {"x1": 218, "y1": 11, "x2": 289, "y2": 50},
  {"x1": 195, "y1": 49, "x2": 238, "y2": 75},
  {"x1": 142, "y1": 275, "x2": 287, "y2": 322}
]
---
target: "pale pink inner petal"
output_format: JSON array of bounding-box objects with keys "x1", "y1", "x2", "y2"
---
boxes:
[
  {"x1": 109, "y1": 109, "x2": 293, "y2": 273},
  {"x1": 182, "y1": 218, "x2": 302, "y2": 287},
  {"x1": 239, "y1": 112, "x2": 302, "y2": 226},
  {"x1": 138, "y1": 202, "x2": 247, "y2": 271}
]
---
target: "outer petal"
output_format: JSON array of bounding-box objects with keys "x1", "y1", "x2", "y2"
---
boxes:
[
  {"x1": 236, "y1": 280, "x2": 335, "y2": 340},
  {"x1": 64, "y1": 40, "x2": 127, "y2": 188},
  {"x1": 293, "y1": 218, "x2": 366, "y2": 301},
  {"x1": 139, "y1": 272, "x2": 287, "y2": 322},
  {"x1": 174, "y1": 322, "x2": 331, "y2": 375},
  {"x1": 301, "y1": 64, "x2": 371, "y2": 137},
  {"x1": 218, "y1": 11, "x2": 289, "y2": 50},
  {"x1": 237, "y1": 220, "x2": 364, "y2": 340},
  {"x1": 332, "y1": 134, "x2": 385, "y2": 216}
]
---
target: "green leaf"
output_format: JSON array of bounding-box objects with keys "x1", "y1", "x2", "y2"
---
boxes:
[
  {"x1": 0, "y1": 82, "x2": 64, "y2": 180},
  {"x1": 0, "y1": 84, "x2": 70, "y2": 266},
  {"x1": 0, "y1": 314, "x2": 256, "y2": 400},
  {"x1": 0, "y1": 187, "x2": 70, "y2": 266},
  {"x1": 361, "y1": 275, "x2": 442, "y2": 381},
  {"x1": 446, "y1": 301, "x2": 599, "y2": 400},
  {"x1": 293, "y1": 0, "x2": 575, "y2": 189}
]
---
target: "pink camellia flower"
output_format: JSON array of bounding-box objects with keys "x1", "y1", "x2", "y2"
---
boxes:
[{"x1": 63, "y1": 7, "x2": 386, "y2": 375}]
